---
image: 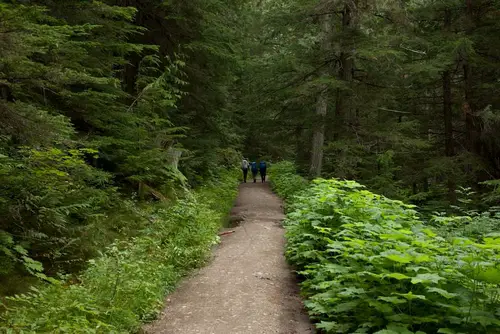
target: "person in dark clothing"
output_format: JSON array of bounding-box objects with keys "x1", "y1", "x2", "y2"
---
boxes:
[
  {"x1": 259, "y1": 161, "x2": 267, "y2": 183},
  {"x1": 250, "y1": 161, "x2": 258, "y2": 183}
]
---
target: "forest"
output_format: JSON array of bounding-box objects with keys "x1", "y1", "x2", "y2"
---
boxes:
[
  {"x1": 243, "y1": 0, "x2": 500, "y2": 209},
  {"x1": 1, "y1": 0, "x2": 500, "y2": 333}
]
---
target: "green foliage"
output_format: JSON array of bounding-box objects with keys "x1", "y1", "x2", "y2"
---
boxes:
[
  {"x1": 273, "y1": 168, "x2": 500, "y2": 333},
  {"x1": 0, "y1": 169, "x2": 238, "y2": 333},
  {"x1": 0, "y1": 0, "x2": 245, "y2": 330},
  {"x1": 239, "y1": 0, "x2": 500, "y2": 208},
  {"x1": 429, "y1": 187, "x2": 500, "y2": 242},
  {"x1": 269, "y1": 161, "x2": 308, "y2": 201},
  {"x1": 0, "y1": 147, "x2": 119, "y2": 276},
  {"x1": 482, "y1": 180, "x2": 500, "y2": 206},
  {"x1": 0, "y1": 0, "x2": 246, "y2": 291}
]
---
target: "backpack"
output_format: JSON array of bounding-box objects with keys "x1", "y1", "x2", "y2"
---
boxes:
[
  {"x1": 259, "y1": 161, "x2": 267, "y2": 169},
  {"x1": 251, "y1": 162, "x2": 258, "y2": 172}
]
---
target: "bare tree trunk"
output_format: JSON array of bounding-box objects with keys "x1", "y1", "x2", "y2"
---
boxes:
[
  {"x1": 443, "y1": 69, "x2": 456, "y2": 204},
  {"x1": 443, "y1": 71, "x2": 453, "y2": 158},
  {"x1": 463, "y1": 1, "x2": 481, "y2": 157},
  {"x1": 309, "y1": 14, "x2": 332, "y2": 177},
  {"x1": 443, "y1": 9, "x2": 456, "y2": 204},
  {"x1": 334, "y1": 1, "x2": 356, "y2": 137},
  {"x1": 310, "y1": 94, "x2": 327, "y2": 177},
  {"x1": 423, "y1": 178, "x2": 429, "y2": 192}
]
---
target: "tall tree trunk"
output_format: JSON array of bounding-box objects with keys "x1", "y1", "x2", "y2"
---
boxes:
[
  {"x1": 443, "y1": 8, "x2": 456, "y2": 204},
  {"x1": 443, "y1": 71, "x2": 453, "y2": 158},
  {"x1": 334, "y1": 1, "x2": 356, "y2": 140},
  {"x1": 310, "y1": 92, "x2": 327, "y2": 177},
  {"x1": 463, "y1": 64, "x2": 482, "y2": 156},
  {"x1": 309, "y1": 14, "x2": 332, "y2": 177},
  {"x1": 463, "y1": 0, "x2": 481, "y2": 157},
  {"x1": 334, "y1": 49, "x2": 353, "y2": 127},
  {"x1": 443, "y1": 70, "x2": 456, "y2": 204},
  {"x1": 423, "y1": 178, "x2": 429, "y2": 192},
  {"x1": 295, "y1": 125, "x2": 306, "y2": 167}
]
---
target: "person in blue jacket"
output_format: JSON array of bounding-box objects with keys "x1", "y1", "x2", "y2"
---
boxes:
[
  {"x1": 259, "y1": 161, "x2": 267, "y2": 183},
  {"x1": 250, "y1": 161, "x2": 258, "y2": 183}
]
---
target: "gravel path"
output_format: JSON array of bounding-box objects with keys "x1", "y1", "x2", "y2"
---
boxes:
[{"x1": 144, "y1": 181, "x2": 314, "y2": 334}]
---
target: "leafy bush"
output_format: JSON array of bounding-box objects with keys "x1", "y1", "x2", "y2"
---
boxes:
[
  {"x1": 269, "y1": 161, "x2": 309, "y2": 201},
  {"x1": 279, "y1": 177, "x2": 500, "y2": 334},
  {"x1": 0, "y1": 169, "x2": 238, "y2": 333}
]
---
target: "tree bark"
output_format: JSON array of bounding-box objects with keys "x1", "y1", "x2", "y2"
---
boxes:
[
  {"x1": 463, "y1": 0, "x2": 481, "y2": 157},
  {"x1": 423, "y1": 178, "x2": 429, "y2": 192},
  {"x1": 443, "y1": 8, "x2": 456, "y2": 204},
  {"x1": 310, "y1": 91, "x2": 327, "y2": 177},
  {"x1": 309, "y1": 14, "x2": 332, "y2": 177},
  {"x1": 463, "y1": 64, "x2": 481, "y2": 154},
  {"x1": 443, "y1": 70, "x2": 456, "y2": 204},
  {"x1": 334, "y1": 1, "x2": 356, "y2": 136},
  {"x1": 443, "y1": 71, "x2": 453, "y2": 158}
]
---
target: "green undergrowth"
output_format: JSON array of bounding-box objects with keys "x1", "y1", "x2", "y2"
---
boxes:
[
  {"x1": 268, "y1": 161, "x2": 308, "y2": 202},
  {"x1": 0, "y1": 169, "x2": 239, "y2": 333},
  {"x1": 270, "y1": 161, "x2": 500, "y2": 334}
]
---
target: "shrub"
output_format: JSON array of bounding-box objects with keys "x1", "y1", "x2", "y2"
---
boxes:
[
  {"x1": 0, "y1": 169, "x2": 238, "y2": 333},
  {"x1": 269, "y1": 161, "x2": 308, "y2": 201},
  {"x1": 283, "y1": 178, "x2": 500, "y2": 334}
]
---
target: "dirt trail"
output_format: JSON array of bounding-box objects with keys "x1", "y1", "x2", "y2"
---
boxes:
[{"x1": 144, "y1": 181, "x2": 314, "y2": 334}]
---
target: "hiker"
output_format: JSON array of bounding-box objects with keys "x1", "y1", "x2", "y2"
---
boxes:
[
  {"x1": 250, "y1": 161, "x2": 258, "y2": 183},
  {"x1": 259, "y1": 160, "x2": 267, "y2": 183},
  {"x1": 241, "y1": 158, "x2": 249, "y2": 183}
]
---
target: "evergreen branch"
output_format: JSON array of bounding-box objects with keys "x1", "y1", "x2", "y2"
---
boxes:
[
  {"x1": 377, "y1": 107, "x2": 411, "y2": 114},
  {"x1": 399, "y1": 44, "x2": 427, "y2": 55},
  {"x1": 266, "y1": 58, "x2": 338, "y2": 95},
  {"x1": 374, "y1": 13, "x2": 394, "y2": 23},
  {"x1": 308, "y1": 11, "x2": 345, "y2": 18}
]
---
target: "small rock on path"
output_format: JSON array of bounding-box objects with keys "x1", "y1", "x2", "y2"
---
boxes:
[{"x1": 144, "y1": 181, "x2": 314, "y2": 334}]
